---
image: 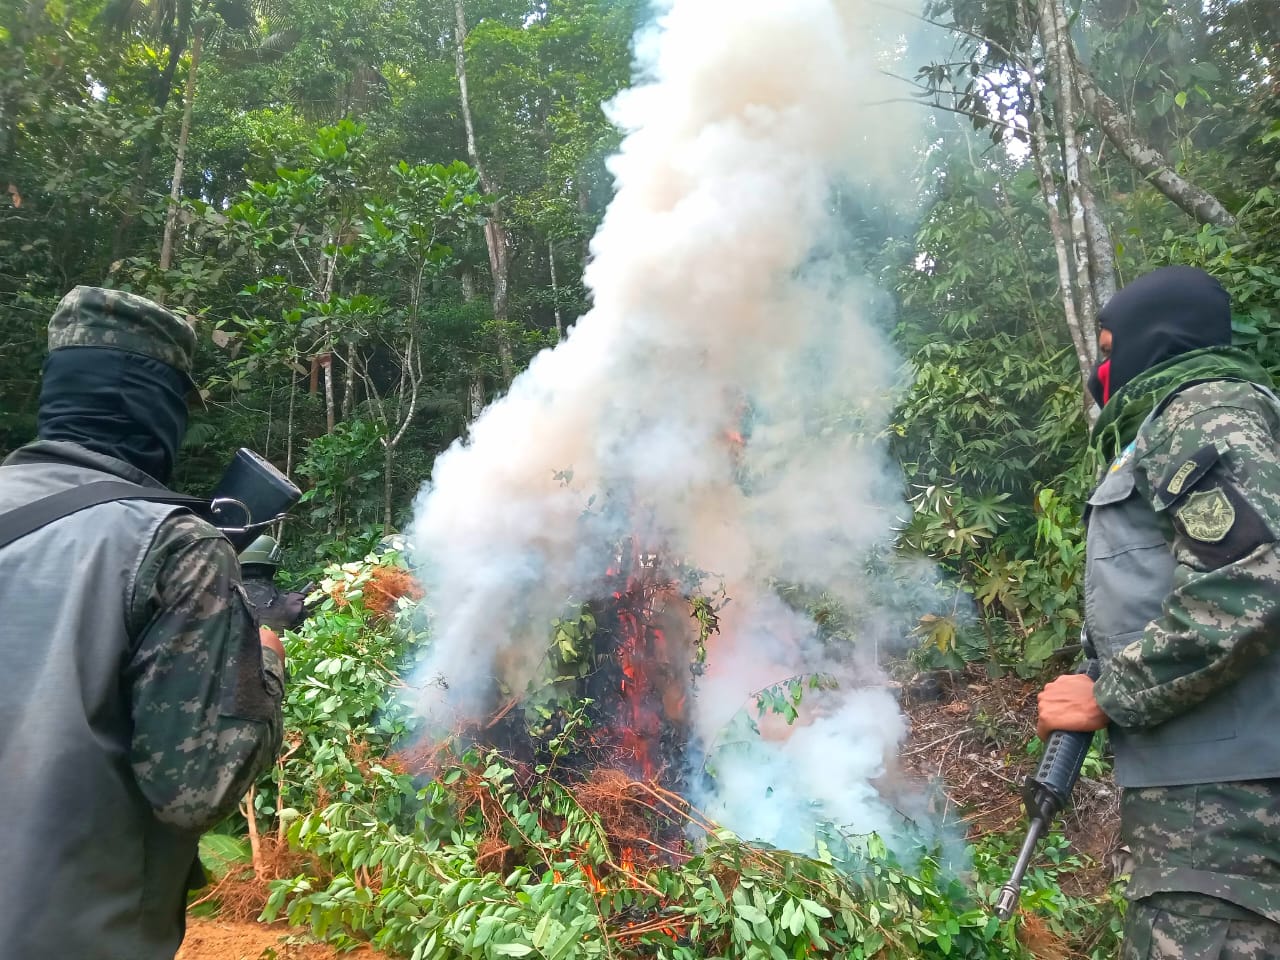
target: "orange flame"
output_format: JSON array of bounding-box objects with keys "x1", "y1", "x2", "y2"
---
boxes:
[{"x1": 581, "y1": 861, "x2": 604, "y2": 893}]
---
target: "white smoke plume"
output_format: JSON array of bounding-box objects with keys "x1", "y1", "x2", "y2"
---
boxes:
[{"x1": 408, "y1": 0, "x2": 933, "y2": 853}]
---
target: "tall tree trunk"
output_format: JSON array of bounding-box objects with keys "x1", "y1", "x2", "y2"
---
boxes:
[
  {"x1": 322, "y1": 354, "x2": 335, "y2": 433},
  {"x1": 275, "y1": 371, "x2": 296, "y2": 547},
  {"x1": 160, "y1": 24, "x2": 202, "y2": 272},
  {"x1": 453, "y1": 0, "x2": 514, "y2": 383},
  {"x1": 461, "y1": 266, "x2": 486, "y2": 424},
  {"x1": 577, "y1": 180, "x2": 591, "y2": 262},
  {"x1": 111, "y1": 2, "x2": 191, "y2": 263},
  {"x1": 1072, "y1": 51, "x2": 1236, "y2": 227},
  {"x1": 383, "y1": 442, "x2": 395, "y2": 531},
  {"x1": 1018, "y1": 0, "x2": 1097, "y2": 407},
  {"x1": 549, "y1": 239, "x2": 564, "y2": 341},
  {"x1": 284, "y1": 370, "x2": 297, "y2": 478},
  {"x1": 317, "y1": 229, "x2": 338, "y2": 432},
  {"x1": 342, "y1": 344, "x2": 356, "y2": 420},
  {"x1": 1079, "y1": 155, "x2": 1117, "y2": 308},
  {"x1": 365, "y1": 338, "x2": 421, "y2": 531},
  {"x1": 1035, "y1": 0, "x2": 1099, "y2": 334}
]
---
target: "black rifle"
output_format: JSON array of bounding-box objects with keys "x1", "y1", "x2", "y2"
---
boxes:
[{"x1": 995, "y1": 656, "x2": 1102, "y2": 920}]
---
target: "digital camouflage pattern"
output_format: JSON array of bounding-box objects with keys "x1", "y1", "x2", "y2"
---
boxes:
[
  {"x1": 129, "y1": 512, "x2": 284, "y2": 831},
  {"x1": 1122, "y1": 892, "x2": 1280, "y2": 959},
  {"x1": 1089, "y1": 378, "x2": 1280, "y2": 941},
  {"x1": 1092, "y1": 379, "x2": 1280, "y2": 729},
  {"x1": 47, "y1": 285, "x2": 197, "y2": 379},
  {"x1": 1122, "y1": 782, "x2": 1280, "y2": 930}
]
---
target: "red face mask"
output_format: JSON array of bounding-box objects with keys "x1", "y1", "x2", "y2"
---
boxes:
[{"x1": 1097, "y1": 358, "x2": 1112, "y2": 405}]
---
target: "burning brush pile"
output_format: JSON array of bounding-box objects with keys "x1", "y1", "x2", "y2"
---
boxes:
[
  {"x1": 404, "y1": 537, "x2": 726, "y2": 880},
  {"x1": 391, "y1": 0, "x2": 955, "y2": 931}
]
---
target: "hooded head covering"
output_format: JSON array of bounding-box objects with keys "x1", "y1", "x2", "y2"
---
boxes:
[
  {"x1": 36, "y1": 287, "x2": 197, "y2": 485},
  {"x1": 1093, "y1": 265, "x2": 1232, "y2": 406}
]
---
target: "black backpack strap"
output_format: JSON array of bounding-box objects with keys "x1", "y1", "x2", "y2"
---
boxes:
[{"x1": 0, "y1": 481, "x2": 209, "y2": 551}]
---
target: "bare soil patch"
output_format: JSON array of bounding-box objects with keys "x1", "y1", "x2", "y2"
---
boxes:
[{"x1": 177, "y1": 918, "x2": 386, "y2": 960}]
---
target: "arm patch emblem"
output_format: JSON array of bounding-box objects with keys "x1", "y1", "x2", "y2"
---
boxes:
[
  {"x1": 1159, "y1": 444, "x2": 1220, "y2": 504},
  {"x1": 1175, "y1": 488, "x2": 1236, "y2": 542}
]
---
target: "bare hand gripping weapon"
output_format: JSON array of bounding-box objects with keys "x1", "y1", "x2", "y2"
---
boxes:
[{"x1": 995, "y1": 655, "x2": 1102, "y2": 921}]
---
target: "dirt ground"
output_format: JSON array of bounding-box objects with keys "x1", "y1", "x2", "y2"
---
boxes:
[
  {"x1": 177, "y1": 917, "x2": 386, "y2": 960},
  {"x1": 895, "y1": 664, "x2": 1123, "y2": 898}
]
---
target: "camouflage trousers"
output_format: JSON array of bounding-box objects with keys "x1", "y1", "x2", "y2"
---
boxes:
[
  {"x1": 1123, "y1": 893, "x2": 1280, "y2": 960},
  {"x1": 1120, "y1": 780, "x2": 1280, "y2": 959}
]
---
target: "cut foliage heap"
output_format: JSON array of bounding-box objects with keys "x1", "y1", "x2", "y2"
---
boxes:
[{"x1": 196, "y1": 549, "x2": 1121, "y2": 959}]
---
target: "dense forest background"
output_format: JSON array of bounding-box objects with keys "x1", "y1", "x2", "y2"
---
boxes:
[{"x1": 4, "y1": 0, "x2": 1278, "y2": 672}]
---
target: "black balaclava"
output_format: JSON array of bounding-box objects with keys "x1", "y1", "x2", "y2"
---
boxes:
[
  {"x1": 36, "y1": 346, "x2": 190, "y2": 485},
  {"x1": 1096, "y1": 265, "x2": 1232, "y2": 403}
]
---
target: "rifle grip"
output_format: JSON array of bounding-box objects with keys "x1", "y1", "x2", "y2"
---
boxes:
[{"x1": 1027, "y1": 659, "x2": 1102, "y2": 813}]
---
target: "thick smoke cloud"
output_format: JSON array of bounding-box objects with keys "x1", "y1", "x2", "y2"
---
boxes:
[{"x1": 408, "y1": 0, "x2": 930, "y2": 852}]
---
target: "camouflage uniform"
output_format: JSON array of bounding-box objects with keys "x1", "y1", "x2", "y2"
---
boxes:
[
  {"x1": 0, "y1": 287, "x2": 284, "y2": 959},
  {"x1": 129, "y1": 511, "x2": 286, "y2": 827},
  {"x1": 1088, "y1": 378, "x2": 1280, "y2": 958}
]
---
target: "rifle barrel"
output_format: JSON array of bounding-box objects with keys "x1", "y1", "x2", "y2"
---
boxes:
[{"x1": 994, "y1": 815, "x2": 1043, "y2": 921}]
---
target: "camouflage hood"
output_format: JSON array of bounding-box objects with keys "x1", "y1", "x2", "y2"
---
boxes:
[{"x1": 1089, "y1": 346, "x2": 1274, "y2": 468}]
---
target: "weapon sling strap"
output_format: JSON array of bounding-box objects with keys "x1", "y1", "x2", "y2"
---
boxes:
[{"x1": 0, "y1": 481, "x2": 208, "y2": 551}]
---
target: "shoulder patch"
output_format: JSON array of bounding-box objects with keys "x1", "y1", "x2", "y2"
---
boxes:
[
  {"x1": 1110, "y1": 441, "x2": 1137, "y2": 474},
  {"x1": 1175, "y1": 488, "x2": 1236, "y2": 543},
  {"x1": 1158, "y1": 444, "x2": 1219, "y2": 504}
]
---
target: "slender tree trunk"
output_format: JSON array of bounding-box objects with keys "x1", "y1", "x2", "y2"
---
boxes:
[
  {"x1": 243, "y1": 784, "x2": 264, "y2": 879},
  {"x1": 160, "y1": 24, "x2": 202, "y2": 272},
  {"x1": 317, "y1": 226, "x2": 339, "y2": 432},
  {"x1": 366, "y1": 337, "x2": 421, "y2": 531},
  {"x1": 578, "y1": 180, "x2": 591, "y2": 262},
  {"x1": 1018, "y1": 0, "x2": 1096, "y2": 408},
  {"x1": 383, "y1": 443, "x2": 395, "y2": 531},
  {"x1": 342, "y1": 344, "x2": 355, "y2": 419},
  {"x1": 1078, "y1": 155, "x2": 1117, "y2": 308},
  {"x1": 322, "y1": 354, "x2": 335, "y2": 433},
  {"x1": 1072, "y1": 51, "x2": 1236, "y2": 227},
  {"x1": 454, "y1": 0, "x2": 515, "y2": 383},
  {"x1": 285, "y1": 369, "x2": 297, "y2": 476},
  {"x1": 462, "y1": 266, "x2": 486, "y2": 424},
  {"x1": 1035, "y1": 0, "x2": 1098, "y2": 334},
  {"x1": 468, "y1": 377, "x2": 485, "y2": 423},
  {"x1": 549, "y1": 239, "x2": 564, "y2": 341}
]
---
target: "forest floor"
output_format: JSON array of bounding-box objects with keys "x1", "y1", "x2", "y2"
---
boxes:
[
  {"x1": 177, "y1": 917, "x2": 387, "y2": 960},
  {"x1": 181, "y1": 664, "x2": 1120, "y2": 959},
  {"x1": 896, "y1": 664, "x2": 1121, "y2": 900}
]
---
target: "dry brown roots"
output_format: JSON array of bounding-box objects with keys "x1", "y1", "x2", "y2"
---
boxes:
[
  {"x1": 362, "y1": 566, "x2": 425, "y2": 619},
  {"x1": 192, "y1": 836, "x2": 324, "y2": 924},
  {"x1": 332, "y1": 565, "x2": 425, "y2": 620}
]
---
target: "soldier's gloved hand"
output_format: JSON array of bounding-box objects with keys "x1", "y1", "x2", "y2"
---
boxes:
[
  {"x1": 243, "y1": 577, "x2": 309, "y2": 632},
  {"x1": 275, "y1": 591, "x2": 308, "y2": 630}
]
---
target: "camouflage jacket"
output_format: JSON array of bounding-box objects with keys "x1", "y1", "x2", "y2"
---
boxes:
[
  {"x1": 0, "y1": 441, "x2": 284, "y2": 959},
  {"x1": 131, "y1": 510, "x2": 286, "y2": 829},
  {"x1": 1084, "y1": 380, "x2": 1280, "y2": 920},
  {"x1": 1090, "y1": 379, "x2": 1280, "y2": 730}
]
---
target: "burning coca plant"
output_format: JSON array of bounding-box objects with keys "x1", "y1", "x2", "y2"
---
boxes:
[{"x1": 407, "y1": 0, "x2": 933, "y2": 856}]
